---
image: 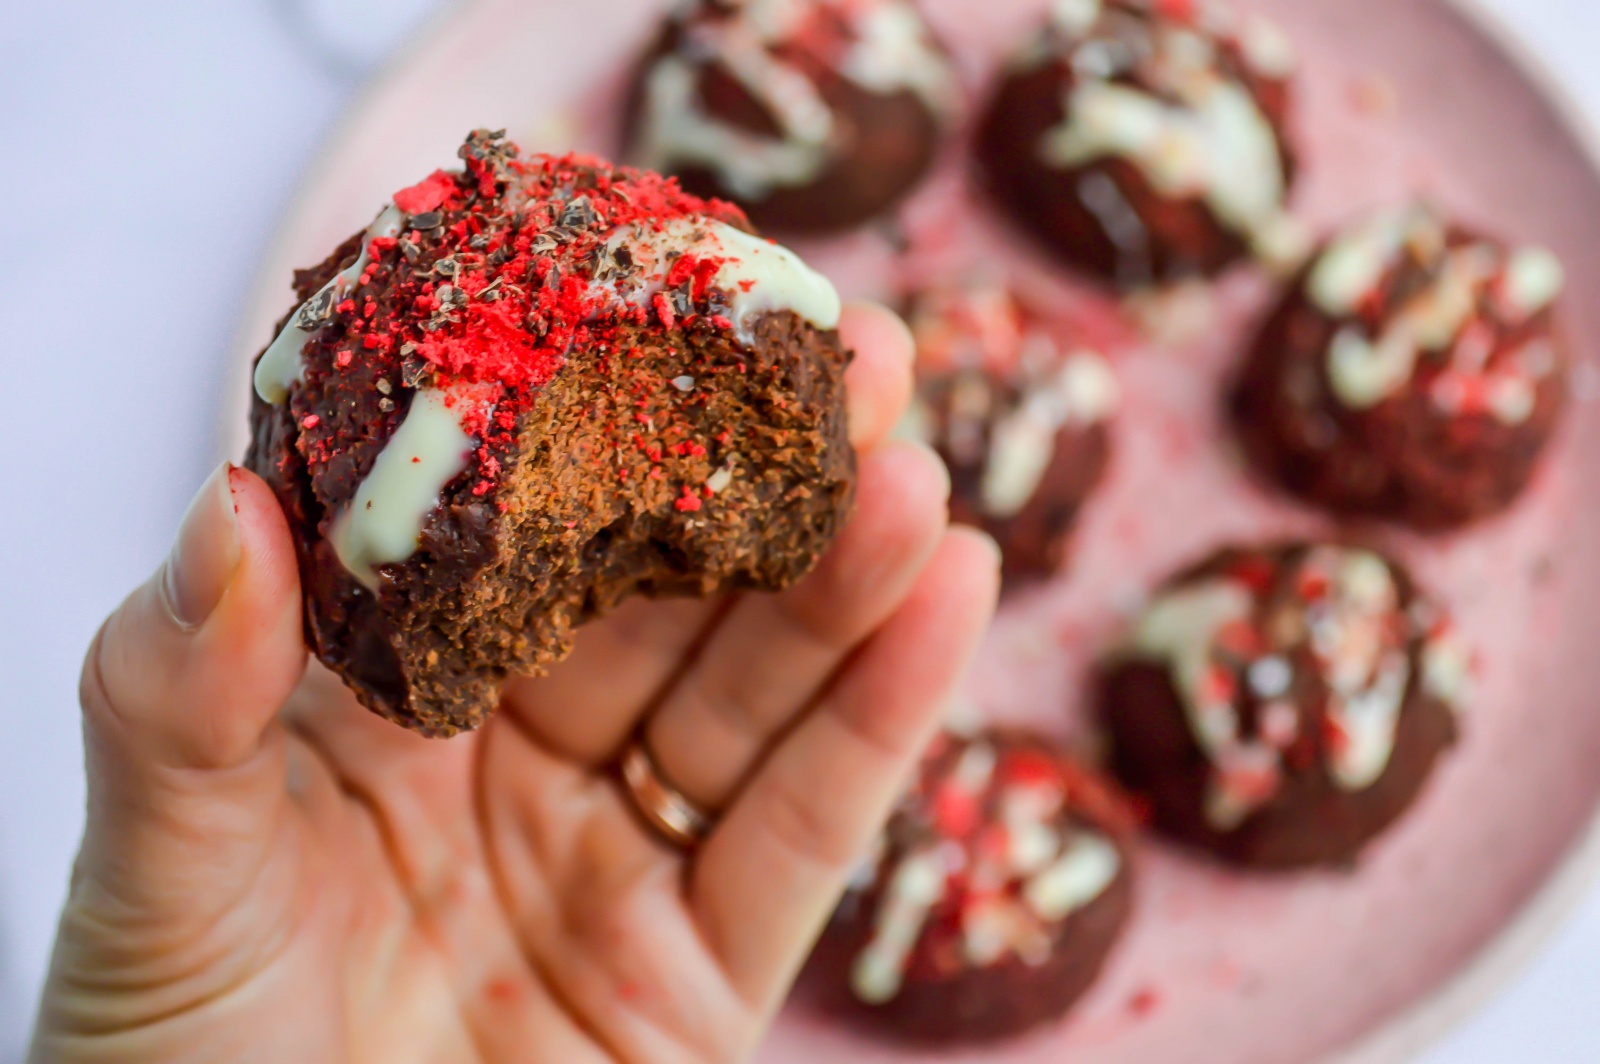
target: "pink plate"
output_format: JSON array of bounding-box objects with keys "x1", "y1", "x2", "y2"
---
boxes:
[{"x1": 224, "y1": 1, "x2": 1600, "y2": 1060}]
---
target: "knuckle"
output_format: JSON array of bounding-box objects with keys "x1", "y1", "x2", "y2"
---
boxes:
[{"x1": 759, "y1": 773, "x2": 853, "y2": 872}]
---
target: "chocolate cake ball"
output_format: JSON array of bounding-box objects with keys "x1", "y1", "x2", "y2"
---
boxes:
[
  {"x1": 976, "y1": 0, "x2": 1301, "y2": 289},
  {"x1": 624, "y1": 0, "x2": 957, "y2": 235},
  {"x1": 1232, "y1": 204, "x2": 1567, "y2": 530},
  {"x1": 1100, "y1": 542, "x2": 1470, "y2": 869},
  {"x1": 897, "y1": 283, "x2": 1118, "y2": 581},
  {"x1": 245, "y1": 131, "x2": 854, "y2": 736},
  {"x1": 810, "y1": 729, "x2": 1135, "y2": 1043}
]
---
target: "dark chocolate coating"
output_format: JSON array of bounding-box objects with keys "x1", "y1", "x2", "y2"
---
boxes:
[
  {"x1": 623, "y1": 2, "x2": 948, "y2": 235},
  {"x1": 1099, "y1": 543, "x2": 1459, "y2": 869},
  {"x1": 806, "y1": 731, "x2": 1135, "y2": 1043},
  {"x1": 975, "y1": 3, "x2": 1295, "y2": 288},
  {"x1": 1232, "y1": 223, "x2": 1566, "y2": 531}
]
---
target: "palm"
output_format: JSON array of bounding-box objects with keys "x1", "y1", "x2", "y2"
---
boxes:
[{"x1": 262, "y1": 658, "x2": 765, "y2": 1064}]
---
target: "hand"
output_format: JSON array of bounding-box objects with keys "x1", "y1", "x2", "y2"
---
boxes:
[{"x1": 30, "y1": 304, "x2": 1001, "y2": 1064}]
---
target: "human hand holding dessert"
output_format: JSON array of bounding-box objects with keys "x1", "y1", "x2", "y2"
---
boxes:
[{"x1": 31, "y1": 228, "x2": 999, "y2": 1063}]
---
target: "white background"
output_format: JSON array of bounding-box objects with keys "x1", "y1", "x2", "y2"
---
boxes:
[{"x1": 1, "y1": 1, "x2": 1598, "y2": 1061}]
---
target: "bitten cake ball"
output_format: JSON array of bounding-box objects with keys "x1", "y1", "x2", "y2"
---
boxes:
[
  {"x1": 1100, "y1": 542, "x2": 1470, "y2": 869},
  {"x1": 976, "y1": 0, "x2": 1300, "y2": 289},
  {"x1": 809, "y1": 729, "x2": 1135, "y2": 1043},
  {"x1": 1232, "y1": 204, "x2": 1567, "y2": 530},
  {"x1": 624, "y1": 0, "x2": 957, "y2": 235},
  {"x1": 245, "y1": 131, "x2": 854, "y2": 736},
  {"x1": 897, "y1": 283, "x2": 1118, "y2": 580}
]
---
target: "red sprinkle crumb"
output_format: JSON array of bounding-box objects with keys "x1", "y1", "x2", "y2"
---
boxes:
[
  {"x1": 300, "y1": 414, "x2": 320, "y2": 429},
  {"x1": 675, "y1": 487, "x2": 702, "y2": 512},
  {"x1": 393, "y1": 169, "x2": 460, "y2": 214},
  {"x1": 652, "y1": 292, "x2": 677, "y2": 330}
]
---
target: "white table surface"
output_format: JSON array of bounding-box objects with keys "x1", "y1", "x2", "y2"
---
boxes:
[{"x1": 1, "y1": 1, "x2": 1597, "y2": 1061}]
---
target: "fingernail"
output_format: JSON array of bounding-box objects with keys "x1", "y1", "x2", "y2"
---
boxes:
[{"x1": 161, "y1": 463, "x2": 242, "y2": 630}]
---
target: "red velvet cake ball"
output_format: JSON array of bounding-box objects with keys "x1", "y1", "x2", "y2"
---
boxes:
[
  {"x1": 898, "y1": 282, "x2": 1118, "y2": 581},
  {"x1": 1100, "y1": 542, "x2": 1470, "y2": 869},
  {"x1": 1232, "y1": 204, "x2": 1567, "y2": 529},
  {"x1": 809, "y1": 729, "x2": 1135, "y2": 1042},
  {"x1": 976, "y1": 0, "x2": 1301, "y2": 289},
  {"x1": 625, "y1": 0, "x2": 957, "y2": 234}
]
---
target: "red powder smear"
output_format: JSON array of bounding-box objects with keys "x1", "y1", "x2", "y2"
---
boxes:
[
  {"x1": 393, "y1": 170, "x2": 460, "y2": 214},
  {"x1": 1154, "y1": 0, "x2": 1197, "y2": 21},
  {"x1": 1128, "y1": 986, "x2": 1163, "y2": 1017},
  {"x1": 996, "y1": 747, "x2": 1061, "y2": 789}
]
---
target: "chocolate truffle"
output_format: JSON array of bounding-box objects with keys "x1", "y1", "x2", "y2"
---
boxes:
[
  {"x1": 623, "y1": 0, "x2": 957, "y2": 235},
  {"x1": 1232, "y1": 204, "x2": 1567, "y2": 530},
  {"x1": 976, "y1": 0, "x2": 1301, "y2": 289},
  {"x1": 1100, "y1": 542, "x2": 1470, "y2": 869},
  {"x1": 245, "y1": 131, "x2": 854, "y2": 736},
  {"x1": 810, "y1": 729, "x2": 1135, "y2": 1043},
  {"x1": 897, "y1": 283, "x2": 1118, "y2": 581}
]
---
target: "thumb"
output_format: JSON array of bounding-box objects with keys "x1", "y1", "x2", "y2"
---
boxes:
[{"x1": 74, "y1": 461, "x2": 306, "y2": 912}]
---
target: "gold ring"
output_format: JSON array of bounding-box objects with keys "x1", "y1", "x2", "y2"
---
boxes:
[{"x1": 620, "y1": 740, "x2": 712, "y2": 849}]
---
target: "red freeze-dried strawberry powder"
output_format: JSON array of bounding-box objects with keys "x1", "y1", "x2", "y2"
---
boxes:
[{"x1": 299, "y1": 129, "x2": 752, "y2": 500}]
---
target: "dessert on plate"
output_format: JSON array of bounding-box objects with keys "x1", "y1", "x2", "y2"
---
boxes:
[
  {"x1": 976, "y1": 0, "x2": 1301, "y2": 289},
  {"x1": 898, "y1": 281, "x2": 1118, "y2": 582},
  {"x1": 1233, "y1": 203, "x2": 1567, "y2": 529},
  {"x1": 246, "y1": 130, "x2": 854, "y2": 736},
  {"x1": 1099, "y1": 541, "x2": 1470, "y2": 869},
  {"x1": 809, "y1": 728, "x2": 1136, "y2": 1042},
  {"x1": 624, "y1": 0, "x2": 958, "y2": 235}
]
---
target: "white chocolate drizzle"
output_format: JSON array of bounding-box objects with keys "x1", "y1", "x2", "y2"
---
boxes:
[
  {"x1": 1501, "y1": 247, "x2": 1565, "y2": 319},
  {"x1": 848, "y1": 736, "x2": 1120, "y2": 1005},
  {"x1": 1036, "y1": 2, "x2": 1295, "y2": 269},
  {"x1": 328, "y1": 388, "x2": 486, "y2": 589},
  {"x1": 635, "y1": 0, "x2": 953, "y2": 201},
  {"x1": 1052, "y1": 0, "x2": 1104, "y2": 36},
  {"x1": 1304, "y1": 548, "x2": 1411, "y2": 789},
  {"x1": 980, "y1": 351, "x2": 1119, "y2": 517},
  {"x1": 255, "y1": 204, "x2": 405, "y2": 404},
  {"x1": 839, "y1": 1, "x2": 957, "y2": 111},
  {"x1": 611, "y1": 215, "x2": 840, "y2": 335}
]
